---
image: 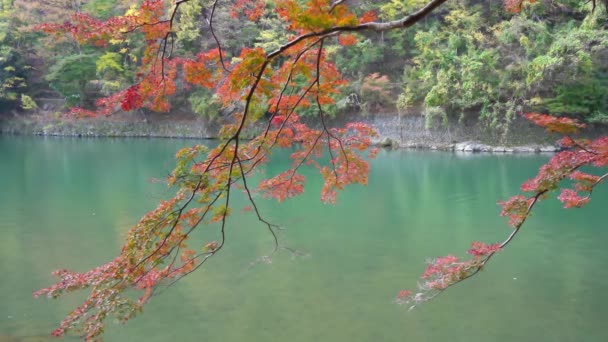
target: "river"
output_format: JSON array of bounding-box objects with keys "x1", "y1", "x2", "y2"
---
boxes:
[{"x1": 1, "y1": 136, "x2": 607, "y2": 342}]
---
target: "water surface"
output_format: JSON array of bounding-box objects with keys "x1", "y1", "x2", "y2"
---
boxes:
[{"x1": 1, "y1": 136, "x2": 607, "y2": 342}]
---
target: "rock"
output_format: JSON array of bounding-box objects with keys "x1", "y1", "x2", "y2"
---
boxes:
[
  {"x1": 377, "y1": 137, "x2": 399, "y2": 148},
  {"x1": 539, "y1": 145, "x2": 558, "y2": 152},
  {"x1": 492, "y1": 146, "x2": 506, "y2": 153},
  {"x1": 514, "y1": 146, "x2": 536, "y2": 153},
  {"x1": 459, "y1": 142, "x2": 491, "y2": 152},
  {"x1": 454, "y1": 142, "x2": 471, "y2": 151}
]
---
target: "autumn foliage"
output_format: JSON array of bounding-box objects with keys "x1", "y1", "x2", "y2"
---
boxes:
[
  {"x1": 32, "y1": 0, "x2": 608, "y2": 340},
  {"x1": 397, "y1": 113, "x2": 608, "y2": 308},
  {"x1": 34, "y1": 0, "x2": 389, "y2": 340},
  {"x1": 503, "y1": 0, "x2": 536, "y2": 13}
]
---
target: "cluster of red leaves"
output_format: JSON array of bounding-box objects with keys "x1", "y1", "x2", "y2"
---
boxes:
[
  {"x1": 338, "y1": 34, "x2": 358, "y2": 46},
  {"x1": 271, "y1": 115, "x2": 286, "y2": 126},
  {"x1": 359, "y1": 10, "x2": 378, "y2": 24},
  {"x1": 68, "y1": 107, "x2": 98, "y2": 118},
  {"x1": 276, "y1": 0, "x2": 358, "y2": 32},
  {"x1": 256, "y1": 112, "x2": 377, "y2": 204},
  {"x1": 230, "y1": 0, "x2": 266, "y2": 21},
  {"x1": 421, "y1": 243, "x2": 500, "y2": 285},
  {"x1": 504, "y1": 0, "x2": 537, "y2": 13},
  {"x1": 121, "y1": 85, "x2": 143, "y2": 111},
  {"x1": 65, "y1": 51, "x2": 204, "y2": 116},
  {"x1": 501, "y1": 115, "x2": 607, "y2": 216},
  {"x1": 36, "y1": 0, "x2": 381, "y2": 119},
  {"x1": 34, "y1": 152, "x2": 234, "y2": 339},
  {"x1": 36, "y1": 0, "x2": 169, "y2": 44},
  {"x1": 182, "y1": 49, "x2": 223, "y2": 89},
  {"x1": 33, "y1": 258, "x2": 136, "y2": 340},
  {"x1": 35, "y1": 0, "x2": 188, "y2": 116},
  {"x1": 217, "y1": 48, "x2": 270, "y2": 105},
  {"x1": 499, "y1": 195, "x2": 533, "y2": 227},
  {"x1": 467, "y1": 242, "x2": 501, "y2": 257},
  {"x1": 525, "y1": 113, "x2": 586, "y2": 135},
  {"x1": 395, "y1": 241, "x2": 502, "y2": 304},
  {"x1": 398, "y1": 113, "x2": 607, "y2": 308},
  {"x1": 36, "y1": 12, "x2": 122, "y2": 47},
  {"x1": 259, "y1": 171, "x2": 306, "y2": 202}
]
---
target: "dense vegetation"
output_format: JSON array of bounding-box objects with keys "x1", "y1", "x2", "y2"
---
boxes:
[{"x1": 1, "y1": 0, "x2": 607, "y2": 135}]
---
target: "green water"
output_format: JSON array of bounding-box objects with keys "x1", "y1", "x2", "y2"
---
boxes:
[{"x1": 1, "y1": 136, "x2": 608, "y2": 342}]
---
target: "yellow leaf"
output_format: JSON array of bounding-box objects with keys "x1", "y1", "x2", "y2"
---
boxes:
[
  {"x1": 125, "y1": 4, "x2": 139, "y2": 16},
  {"x1": 109, "y1": 38, "x2": 124, "y2": 45}
]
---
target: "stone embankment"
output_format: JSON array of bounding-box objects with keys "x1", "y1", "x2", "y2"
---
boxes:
[
  {"x1": 367, "y1": 115, "x2": 561, "y2": 152},
  {"x1": 373, "y1": 137, "x2": 560, "y2": 152},
  {"x1": 0, "y1": 118, "x2": 216, "y2": 139},
  {"x1": 0, "y1": 113, "x2": 574, "y2": 153}
]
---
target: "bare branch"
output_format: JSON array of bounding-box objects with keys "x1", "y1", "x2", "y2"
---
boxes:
[{"x1": 209, "y1": 0, "x2": 230, "y2": 72}]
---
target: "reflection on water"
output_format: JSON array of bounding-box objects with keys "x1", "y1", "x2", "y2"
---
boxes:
[{"x1": 1, "y1": 136, "x2": 608, "y2": 342}]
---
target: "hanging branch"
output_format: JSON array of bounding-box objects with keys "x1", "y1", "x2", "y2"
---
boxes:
[{"x1": 397, "y1": 114, "x2": 608, "y2": 308}]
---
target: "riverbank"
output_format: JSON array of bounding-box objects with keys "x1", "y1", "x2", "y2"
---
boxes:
[
  {"x1": 1, "y1": 113, "x2": 600, "y2": 153},
  {"x1": 0, "y1": 115, "x2": 217, "y2": 139},
  {"x1": 364, "y1": 115, "x2": 563, "y2": 152}
]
